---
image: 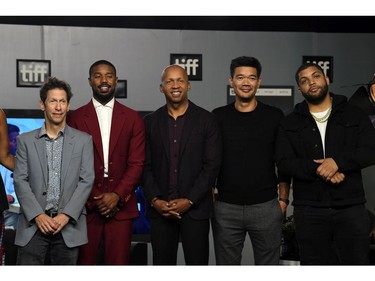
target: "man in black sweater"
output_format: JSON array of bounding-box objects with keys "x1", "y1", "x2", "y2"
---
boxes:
[
  {"x1": 212, "y1": 56, "x2": 290, "y2": 265},
  {"x1": 276, "y1": 63, "x2": 375, "y2": 264}
]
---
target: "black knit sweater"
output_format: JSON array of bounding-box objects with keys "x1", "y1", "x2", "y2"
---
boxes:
[{"x1": 212, "y1": 101, "x2": 285, "y2": 205}]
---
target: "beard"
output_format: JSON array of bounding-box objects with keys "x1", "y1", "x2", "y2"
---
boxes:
[
  {"x1": 93, "y1": 90, "x2": 115, "y2": 105},
  {"x1": 302, "y1": 84, "x2": 329, "y2": 105}
]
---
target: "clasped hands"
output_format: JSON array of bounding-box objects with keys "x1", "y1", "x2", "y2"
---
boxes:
[
  {"x1": 153, "y1": 198, "x2": 192, "y2": 220},
  {"x1": 94, "y1": 192, "x2": 121, "y2": 219},
  {"x1": 314, "y1": 158, "x2": 345, "y2": 185},
  {"x1": 35, "y1": 213, "x2": 70, "y2": 235}
]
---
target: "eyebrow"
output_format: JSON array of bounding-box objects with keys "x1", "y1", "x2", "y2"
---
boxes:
[
  {"x1": 311, "y1": 71, "x2": 322, "y2": 76},
  {"x1": 93, "y1": 72, "x2": 114, "y2": 75},
  {"x1": 235, "y1": 74, "x2": 257, "y2": 77},
  {"x1": 300, "y1": 70, "x2": 322, "y2": 80}
]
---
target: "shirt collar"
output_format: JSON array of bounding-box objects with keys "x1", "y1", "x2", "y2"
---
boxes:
[
  {"x1": 39, "y1": 123, "x2": 65, "y2": 139},
  {"x1": 92, "y1": 97, "x2": 115, "y2": 109}
]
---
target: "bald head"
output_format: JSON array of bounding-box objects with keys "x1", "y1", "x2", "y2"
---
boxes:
[{"x1": 161, "y1": 65, "x2": 188, "y2": 83}]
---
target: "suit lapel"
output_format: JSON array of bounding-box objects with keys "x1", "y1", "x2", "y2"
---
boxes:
[
  {"x1": 109, "y1": 101, "x2": 124, "y2": 158},
  {"x1": 179, "y1": 102, "x2": 196, "y2": 157},
  {"x1": 158, "y1": 107, "x2": 170, "y2": 161},
  {"x1": 84, "y1": 102, "x2": 104, "y2": 162},
  {"x1": 34, "y1": 131, "x2": 48, "y2": 188},
  {"x1": 60, "y1": 126, "x2": 74, "y2": 191}
]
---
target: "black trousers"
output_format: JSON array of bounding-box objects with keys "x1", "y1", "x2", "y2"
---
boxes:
[
  {"x1": 17, "y1": 230, "x2": 79, "y2": 265},
  {"x1": 294, "y1": 204, "x2": 370, "y2": 265},
  {"x1": 150, "y1": 214, "x2": 209, "y2": 265}
]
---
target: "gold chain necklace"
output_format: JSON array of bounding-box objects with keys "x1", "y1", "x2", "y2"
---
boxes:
[{"x1": 310, "y1": 107, "x2": 332, "y2": 123}]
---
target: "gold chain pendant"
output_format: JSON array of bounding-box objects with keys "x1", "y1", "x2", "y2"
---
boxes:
[{"x1": 310, "y1": 107, "x2": 332, "y2": 123}]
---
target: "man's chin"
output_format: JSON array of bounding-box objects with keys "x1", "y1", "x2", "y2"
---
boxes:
[
  {"x1": 237, "y1": 95, "x2": 255, "y2": 103},
  {"x1": 93, "y1": 92, "x2": 115, "y2": 104},
  {"x1": 304, "y1": 92, "x2": 327, "y2": 105},
  {"x1": 50, "y1": 119, "x2": 66, "y2": 126}
]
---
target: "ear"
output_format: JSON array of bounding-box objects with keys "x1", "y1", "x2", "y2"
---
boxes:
[
  {"x1": 39, "y1": 100, "x2": 45, "y2": 111},
  {"x1": 325, "y1": 76, "x2": 330, "y2": 86},
  {"x1": 159, "y1": 84, "x2": 164, "y2": 93},
  {"x1": 229, "y1": 77, "x2": 234, "y2": 87},
  {"x1": 187, "y1": 82, "x2": 191, "y2": 91}
]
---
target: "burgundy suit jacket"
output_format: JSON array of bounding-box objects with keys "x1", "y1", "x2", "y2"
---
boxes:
[{"x1": 67, "y1": 99, "x2": 145, "y2": 221}]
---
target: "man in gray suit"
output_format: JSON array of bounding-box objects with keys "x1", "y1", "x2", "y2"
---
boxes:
[{"x1": 14, "y1": 77, "x2": 95, "y2": 265}]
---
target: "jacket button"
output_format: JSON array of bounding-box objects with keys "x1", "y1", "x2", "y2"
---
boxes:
[
  {"x1": 42, "y1": 192, "x2": 47, "y2": 195},
  {"x1": 312, "y1": 128, "x2": 316, "y2": 131}
]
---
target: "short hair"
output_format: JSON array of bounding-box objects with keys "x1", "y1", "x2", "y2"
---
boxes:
[
  {"x1": 89, "y1": 60, "x2": 117, "y2": 77},
  {"x1": 295, "y1": 63, "x2": 326, "y2": 86},
  {"x1": 39, "y1": 77, "x2": 73, "y2": 103},
  {"x1": 7, "y1": 124, "x2": 20, "y2": 134},
  {"x1": 160, "y1": 64, "x2": 187, "y2": 83},
  {"x1": 230, "y1": 56, "x2": 262, "y2": 78}
]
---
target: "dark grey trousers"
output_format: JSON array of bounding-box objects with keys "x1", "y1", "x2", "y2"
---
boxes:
[{"x1": 212, "y1": 198, "x2": 283, "y2": 265}]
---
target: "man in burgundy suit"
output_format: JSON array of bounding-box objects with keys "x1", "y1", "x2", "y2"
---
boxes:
[{"x1": 67, "y1": 60, "x2": 145, "y2": 265}]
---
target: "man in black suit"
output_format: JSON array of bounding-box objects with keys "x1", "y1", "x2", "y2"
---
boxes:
[{"x1": 142, "y1": 65, "x2": 222, "y2": 265}]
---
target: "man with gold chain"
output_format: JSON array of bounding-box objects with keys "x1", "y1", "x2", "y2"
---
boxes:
[{"x1": 276, "y1": 63, "x2": 375, "y2": 265}]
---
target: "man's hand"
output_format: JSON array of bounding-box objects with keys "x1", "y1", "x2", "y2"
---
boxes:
[
  {"x1": 152, "y1": 198, "x2": 192, "y2": 220},
  {"x1": 279, "y1": 200, "x2": 288, "y2": 216},
  {"x1": 152, "y1": 199, "x2": 177, "y2": 218},
  {"x1": 314, "y1": 158, "x2": 339, "y2": 181},
  {"x1": 94, "y1": 192, "x2": 120, "y2": 217},
  {"x1": 105, "y1": 207, "x2": 120, "y2": 219},
  {"x1": 329, "y1": 172, "x2": 345, "y2": 185},
  {"x1": 167, "y1": 198, "x2": 191, "y2": 219},
  {"x1": 52, "y1": 214, "x2": 70, "y2": 235},
  {"x1": 35, "y1": 214, "x2": 59, "y2": 235}
]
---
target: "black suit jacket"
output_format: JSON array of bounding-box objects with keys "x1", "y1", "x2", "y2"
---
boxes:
[{"x1": 142, "y1": 101, "x2": 222, "y2": 219}]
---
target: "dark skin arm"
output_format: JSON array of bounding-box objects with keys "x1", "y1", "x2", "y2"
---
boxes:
[
  {"x1": 0, "y1": 109, "x2": 15, "y2": 171},
  {"x1": 278, "y1": 182, "x2": 290, "y2": 216}
]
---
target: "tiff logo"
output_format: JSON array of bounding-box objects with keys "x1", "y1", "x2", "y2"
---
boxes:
[
  {"x1": 17, "y1": 59, "x2": 51, "y2": 87},
  {"x1": 170, "y1": 54, "x2": 202, "y2": 81},
  {"x1": 302, "y1": 56, "x2": 334, "y2": 83}
]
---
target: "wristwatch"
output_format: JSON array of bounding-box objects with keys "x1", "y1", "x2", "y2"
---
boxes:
[{"x1": 278, "y1": 198, "x2": 290, "y2": 206}]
